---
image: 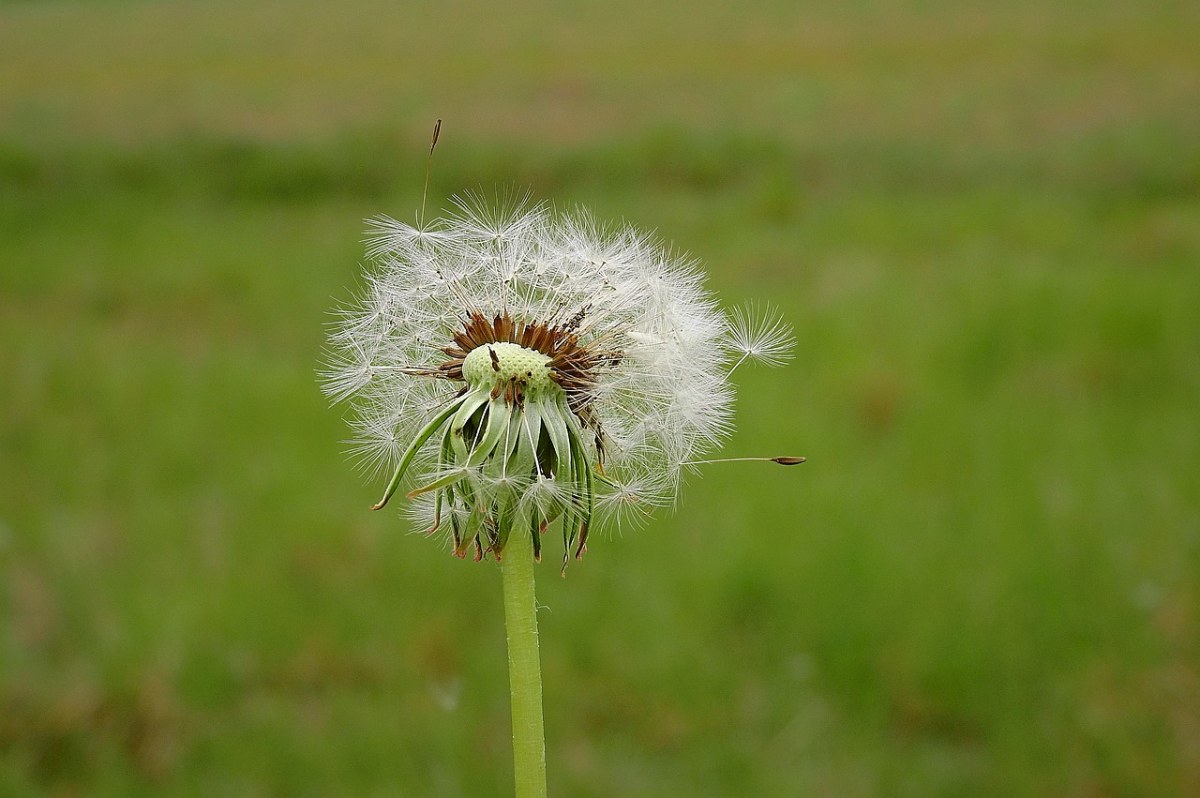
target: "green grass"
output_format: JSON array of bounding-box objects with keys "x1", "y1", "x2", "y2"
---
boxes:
[{"x1": 2, "y1": 0, "x2": 1199, "y2": 795}]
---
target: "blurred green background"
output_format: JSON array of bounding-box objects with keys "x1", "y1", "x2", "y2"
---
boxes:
[{"x1": 2, "y1": 0, "x2": 1198, "y2": 795}]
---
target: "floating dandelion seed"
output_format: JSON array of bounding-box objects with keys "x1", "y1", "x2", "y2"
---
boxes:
[{"x1": 323, "y1": 193, "x2": 797, "y2": 573}]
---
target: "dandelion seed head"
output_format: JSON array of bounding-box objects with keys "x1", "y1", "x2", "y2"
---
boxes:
[{"x1": 323, "y1": 195, "x2": 793, "y2": 565}]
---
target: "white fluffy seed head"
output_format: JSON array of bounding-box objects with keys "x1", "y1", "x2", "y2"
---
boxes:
[{"x1": 323, "y1": 195, "x2": 793, "y2": 545}]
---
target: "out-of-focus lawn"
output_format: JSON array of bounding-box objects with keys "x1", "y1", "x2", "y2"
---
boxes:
[{"x1": 2, "y1": 0, "x2": 1198, "y2": 795}]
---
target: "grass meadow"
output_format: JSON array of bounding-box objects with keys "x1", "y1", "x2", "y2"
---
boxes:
[{"x1": 2, "y1": 0, "x2": 1198, "y2": 795}]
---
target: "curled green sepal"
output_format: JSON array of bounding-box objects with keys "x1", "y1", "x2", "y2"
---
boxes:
[
  {"x1": 371, "y1": 393, "x2": 470, "y2": 511},
  {"x1": 466, "y1": 398, "x2": 513, "y2": 469},
  {"x1": 565, "y1": 411, "x2": 594, "y2": 561},
  {"x1": 405, "y1": 467, "x2": 471, "y2": 501},
  {"x1": 449, "y1": 390, "x2": 492, "y2": 462}
]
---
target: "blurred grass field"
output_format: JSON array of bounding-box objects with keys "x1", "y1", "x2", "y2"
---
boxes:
[{"x1": 2, "y1": 0, "x2": 1199, "y2": 795}]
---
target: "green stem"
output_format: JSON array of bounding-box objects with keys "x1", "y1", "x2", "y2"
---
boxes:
[{"x1": 501, "y1": 532, "x2": 547, "y2": 798}]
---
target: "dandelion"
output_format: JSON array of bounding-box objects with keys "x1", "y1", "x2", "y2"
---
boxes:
[
  {"x1": 324, "y1": 195, "x2": 796, "y2": 567},
  {"x1": 322, "y1": 180, "x2": 799, "y2": 797}
]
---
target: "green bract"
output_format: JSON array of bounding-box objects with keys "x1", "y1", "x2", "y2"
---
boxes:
[{"x1": 371, "y1": 381, "x2": 594, "y2": 572}]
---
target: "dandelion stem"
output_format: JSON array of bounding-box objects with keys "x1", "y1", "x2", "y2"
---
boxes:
[{"x1": 501, "y1": 531, "x2": 547, "y2": 798}]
